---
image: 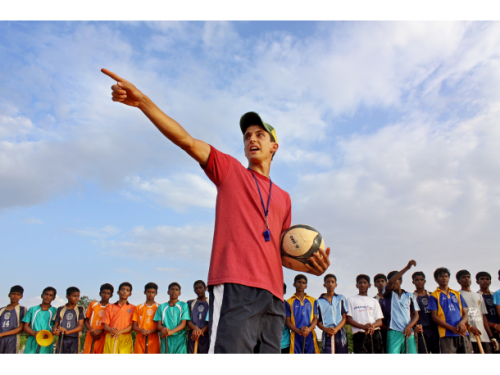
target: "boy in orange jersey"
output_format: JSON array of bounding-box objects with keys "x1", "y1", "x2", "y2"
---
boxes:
[
  {"x1": 132, "y1": 282, "x2": 160, "y2": 354},
  {"x1": 83, "y1": 283, "x2": 114, "y2": 354},
  {"x1": 102, "y1": 282, "x2": 136, "y2": 354}
]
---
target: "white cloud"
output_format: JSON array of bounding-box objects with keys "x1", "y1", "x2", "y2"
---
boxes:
[
  {"x1": 67, "y1": 225, "x2": 120, "y2": 237},
  {"x1": 100, "y1": 223, "x2": 214, "y2": 260}
]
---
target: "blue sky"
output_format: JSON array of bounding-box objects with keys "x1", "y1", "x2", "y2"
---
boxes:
[{"x1": 1, "y1": 21, "x2": 500, "y2": 310}]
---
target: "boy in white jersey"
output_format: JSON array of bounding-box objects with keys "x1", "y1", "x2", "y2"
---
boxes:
[{"x1": 347, "y1": 274, "x2": 384, "y2": 353}]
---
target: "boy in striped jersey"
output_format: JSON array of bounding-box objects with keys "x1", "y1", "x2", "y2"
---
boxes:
[
  {"x1": 154, "y1": 282, "x2": 190, "y2": 354},
  {"x1": 133, "y1": 282, "x2": 160, "y2": 354},
  {"x1": 83, "y1": 283, "x2": 113, "y2": 354},
  {"x1": 22, "y1": 287, "x2": 57, "y2": 354}
]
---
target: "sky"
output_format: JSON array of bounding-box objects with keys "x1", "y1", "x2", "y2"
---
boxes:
[{"x1": 1, "y1": 21, "x2": 500, "y2": 312}]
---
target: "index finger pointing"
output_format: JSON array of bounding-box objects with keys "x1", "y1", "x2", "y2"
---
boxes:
[{"x1": 101, "y1": 68, "x2": 124, "y2": 82}]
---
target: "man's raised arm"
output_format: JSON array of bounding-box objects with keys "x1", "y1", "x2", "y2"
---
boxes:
[{"x1": 102, "y1": 68, "x2": 211, "y2": 167}]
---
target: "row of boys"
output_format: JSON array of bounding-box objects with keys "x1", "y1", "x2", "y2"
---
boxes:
[
  {"x1": 2, "y1": 263, "x2": 500, "y2": 354},
  {"x1": 0, "y1": 280, "x2": 209, "y2": 354},
  {"x1": 281, "y1": 261, "x2": 500, "y2": 354}
]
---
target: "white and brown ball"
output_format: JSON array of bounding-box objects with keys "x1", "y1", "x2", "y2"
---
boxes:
[{"x1": 281, "y1": 224, "x2": 325, "y2": 272}]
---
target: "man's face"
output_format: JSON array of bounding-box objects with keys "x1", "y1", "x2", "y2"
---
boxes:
[
  {"x1": 8, "y1": 292, "x2": 23, "y2": 304},
  {"x1": 168, "y1": 286, "x2": 181, "y2": 300},
  {"x1": 67, "y1": 292, "x2": 80, "y2": 305},
  {"x1": 244, "y1": 125, "x2": 277, "y2": 163},
  {"x1": 194, "y1": 283, "x2": 206, "y2": 298},
  {"x1": 294, "y1": 278, "x2": 307, "y2": 293},
  {"x1": 458, "y1": 274, "x2": 471, "y2": 288},
  {"x1": 100, "y1": 289, "x2": 112, "y2": 303},
  {"x1": 41, "y1": 290, "x2": 55, "y2": 304},
  {"x1": 356, "y1": 279, "x2": 370, "y2": 294},
  {"x1": 324, "y1": 278, "x2": 337, "y2": 293},
  {"x1": 413, "y1": 276, "x2": 426, "y2": 290},
  {"x1": 436, "y1": 273, "x2": 450, "y2": 287},
  {"x1": 477, "y1": 276, "x2": 491, "y2": 290},
  {"x1": 118, "y1": 286, "x2": 132, "y2": 300},
  {"x1": 375, "y1": 278, "x2": 387, "y2": 292},
  {"x1": 145, "y1": 288, "x2": 157, "y2": 301}
]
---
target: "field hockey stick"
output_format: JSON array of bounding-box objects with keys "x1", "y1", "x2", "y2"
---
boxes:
[
  {"x1": 420, "y1": 332, "x2": 428, "y2": 354},
  {"x1": 113, "y1": 336, "x2": 118, "y2": 354},
  {"x1": 58, "y1": 331, "x2": 65, "y2": 354},
  {"x1": 194, "y1": 337, "x2": 199, "y2": 354},
  {"x1": 90, "y1": 336, "x2": 96, "y2": 353},
  {"x1": 145, "y1": 334, "x2": 149, "y2": 354},
  {"x1": 405, "y1": 335, "x2": 408, "y2": 354},
  {"x1": 302, "y1": 333, "x2": 306, "y2": 354},
  {"x1": 331, "y1": 332, "x2": 335, "y2": 354},
  {"x1": 474, "y1": 334, "x2": 485, "y2": 354},
  {"x1": 370, "y1": 332, "x2": 374, "y2": 354}
]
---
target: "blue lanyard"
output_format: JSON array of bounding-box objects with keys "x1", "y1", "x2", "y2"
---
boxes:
[{"x1": 249, "y1": 170, "x2": 272, "y2": 241}]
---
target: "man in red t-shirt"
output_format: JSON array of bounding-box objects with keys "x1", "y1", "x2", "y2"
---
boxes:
[{"x1": 102, "y1": 68, "x2": 331, "y2": 353}]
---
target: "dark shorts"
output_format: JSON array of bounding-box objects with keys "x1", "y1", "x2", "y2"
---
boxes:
[
  {"x1": 281, "y1": 346, "x2": 290, "y2": 354},
  {"x1": 321, "y1": 328, "x2": 349, "y2": 354},
  {"x1": 187, "y1": 330, "x2": 209, "y2": 354},
  {"x1": 208, "y1": 283, "x2": 285, "y2": 353},
  {"x1": 472, "y1": 341, "x2": 492, "y2": 354},
  {"x1": 416, "y1": 326, "x2": 440, "y2": 354},
  {"x1": 440, "y1": 336, "x2": 472, "y2": 354},
  {"x1": 55, "y1": 336, "x2": 79, "y2": 354},
  {"x1": 0, "y1": 335, "x2": 17, "y2": 354},
  {"x1": 353, "y1": 330, "x2": 385, "y2": 354}
]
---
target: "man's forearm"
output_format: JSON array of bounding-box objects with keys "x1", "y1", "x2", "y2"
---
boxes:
[
  {"x1": 346, "y1": 316, "x2": 366, "y2": 330},
  {"x1": 387, "y1": 265, "x2": 411, "y2": 290}
]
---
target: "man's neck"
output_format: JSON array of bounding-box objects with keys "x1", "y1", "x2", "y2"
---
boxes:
[
  {"x1": 7, "y1": 302, "x2": 19, "y2": 309},
  {"x1": 197, "y1": 296, "x2": 207, "y2": 302},
  {"x1": 394, "y1": 287, "x2": 403, "y2": 297},
  {"x1": 461, "y1": 286, "x2": 471, "y2": 292},
  {"x1": 145, "y1": 300, "x2": 156, "y2": 306},
  {"x1": 377, "y1": 290, "x2": 384, "y2": 297},
  {"x1": 40, "y1": 303, "x2": 51, "y2": 310},
  {"x1": 295, "y1": 292, "x2": 306, "y2": 301},
  {"x1": 118, "y1": 299, "x2": 128, "y2": 306},
  {"x1": 415, "y1": 288, "x2": 427, "y2": 296},
  {"x1": 438, "y1": 285, "x2": 450, "y2": 294},
  {"x1": 169, "y1": 299, "x2": 179, "y2": 306},
  {"x1": 480, "y1": 288, "x2": 491, "y2": 295},
  {"x1": 99, "y1": 300, "x2": 109, "y2": 306},
  {"x1": 248, "y1": 161, "x2": 271, "y2": 179},
  {"x1": 66, "y1": 302, "x2": 77, "y2": 309},
  {"x1": 323, "y1": 291, "x2": 335, "y2": 302},
  {"x1": 358, "y1": 291, "x2": 368, "y2": 297}
]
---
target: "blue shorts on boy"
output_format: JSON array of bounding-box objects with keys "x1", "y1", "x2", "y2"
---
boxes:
[
  {"x1": 286, "y1": 294, "x2": 320, "y2": 354},
  {"x1": 187, "y1": 299, "x2": 209, "y2": 354},
  {"x1": 22, "y1": 305, "x2": 57, "y2": 354},
  {"x1": 0, "y1": 305, "x2": 27, "y2": 353},
  {"x1": 317, "y1": 293, "x2": 348, "y2": 354},
  {"x1": 380, "y1": 290, "x2": 419, "y2": 354}
]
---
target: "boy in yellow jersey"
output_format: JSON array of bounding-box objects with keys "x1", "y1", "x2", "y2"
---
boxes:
[
  {"x1": 285, "y1": 274, "x2": 319, "y2": 354},
  {"x1": 133, "y1": 282, "x2": 160, "y2": 354},
  {"x1": 103, "y1": 282, "x2": 136, "y2": 354},
  {"x1": 83, "y1": 283, "x2": 113, "y2": 354}
]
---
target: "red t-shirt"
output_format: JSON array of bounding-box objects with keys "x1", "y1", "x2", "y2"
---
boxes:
[{"x1": 203, "y1": 146, "x2": 292, "y2": 301}]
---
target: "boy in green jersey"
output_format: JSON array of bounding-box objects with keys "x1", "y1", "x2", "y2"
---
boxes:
[
  {"x1": 154, "y1": 282, "x2": 191, "y2": 354},
  {"x1": 22, "y1": 287, "x2": 57, "y2": 354}
]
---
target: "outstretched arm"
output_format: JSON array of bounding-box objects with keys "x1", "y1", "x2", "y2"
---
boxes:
[
  {"x1": 386, "y1": 260, "x2": 416, "y2": 291},
  {"x1": 101, "y1": 69, "x2": 211, "y2": 167}
]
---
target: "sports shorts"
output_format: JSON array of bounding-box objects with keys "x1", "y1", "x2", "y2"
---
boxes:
[
  {"x1": 439, "y1": 336, "x2": 472, "y2": 354},
  {"x1": 83, "y1": 332, "x2": 106, "y2": 354},
  {"x1": 208, "y1": 283, "x2": 285, "y2": 353},
  {"x1": 321, "y1": 328, "x2": 348, "y2": 354},
  {"x1": 103, "y1": 333, "x2": 133, "y2": 354},
  {"x1": 0, "y1": 335, "x2": 18, "y2": 354},
  {"x1": 55, "y1": 335, "x2": 79, "y2": 354},
  {"x1": 416, "y1": 326, "x2": 440, "y2": 354},
  {"x1": 386, "y1": 330, "x2": 417, "y2": 354},
  {"x1": 352, "y1": 330, "x2": 385, "y2": 354}
]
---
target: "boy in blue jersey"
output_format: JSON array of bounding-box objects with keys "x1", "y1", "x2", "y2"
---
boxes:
[
  {"x1": 22, "y1": 287, "x2": 58, "y2": 354},
  {"x1": 317, "y1": 274, "x2": 348, "y2": 354},
  {"x1": 412, "y1": 271, "x2": 440, "y2": 353},
  {"x1": 429, "y1": 267, "x2": 472, "y2": 353},
  {"x1": 477, "y1": 271, "x2": 500, "y2": 351},
  {"x1": 281, "y1": 283, "x2": 291, "y2": 353},
  {"x1": 154, "y1": 282, "x2": 191, "y2": 354},
  {"x1": 53, "y1": 287, "x2": 85, "y2": 354},
  {"x1": 381, "y1": 260, "x2": 420, "y2": 354},
  {"x1": 187, "y1": 280, "x2": 209, "y2": 354},
  {"x1": 0, "y1": 285, "x2": 27, "y2": 353},
  {"x1": 494, "y1": 270, "x2": 500, "y2": 323},
  {"x1": 285, "y1": 274, "x2": 319, "y2": 354}
]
